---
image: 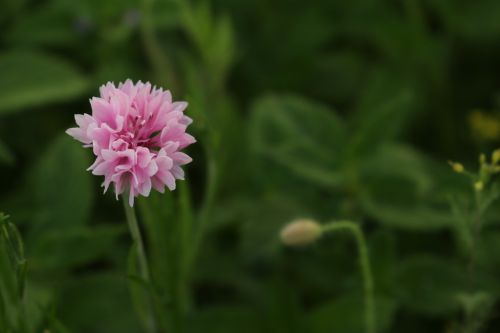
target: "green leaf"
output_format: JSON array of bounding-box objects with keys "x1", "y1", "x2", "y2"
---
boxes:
[
  {"x1": 361, "y1": 144, "x2": 434, "y2": 194},
  {"x1": 395, "y1": 256, "x2": 468, "y2": 315},
  {"x1": 360, "y1": 195, "x2": 455, "y2": 230},
  {"x1": 359, "y1": 144, "x2": 459, "y2": 230},
  {"x1": 347, "y1": 71, "x2": 417, "y2": 159},
  {"x1": 307, "y1": 295, "x2": 397, "y2": 333},
  {"x1": 208, "y1": 14, "x2": 235, "y2": 80},
  {"x1": 181, "y1": 0, "x2": 213, "y2": 55},
  {"x1": 250, "y1": 95, "x2": 346, "y2": 187},
  {"x1": 29, "y1": 135, "x2": 94, "y2": 231},
  {"x1": 1, "y1": 221, "x2": 25, "y2": 262},
  {"x1": 0, "y1": 51, "x2": 89, "y2": 115},
  {"x1": 29, "y1": 225, "x2": 125, "y2": 271}
]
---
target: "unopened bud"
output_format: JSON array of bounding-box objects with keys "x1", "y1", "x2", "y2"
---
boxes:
[
  {"x1": 449, "y1": 161, "x2": 464, "y2": 173},
  {"x1": 280, "y1": 219, "x2": 322, "y2": 246}
]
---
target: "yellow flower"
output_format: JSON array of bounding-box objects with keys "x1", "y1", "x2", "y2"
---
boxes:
[
  {"x1": 448, "y1": 161, "x2": 464, "y2": 173},
  {"x1": 469, "y1": 110, "x2": 500, "y2": 142},
  {"x1": 474, "y1": 181, "x2": 484, "y2": 192},
  {"x1": 492, "y1": 149, "x2": 500, "y2": 164}
]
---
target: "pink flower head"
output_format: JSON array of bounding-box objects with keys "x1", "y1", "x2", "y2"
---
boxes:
[{"x1": 67, "y1": 80, "x2": 195, "y2": 206}]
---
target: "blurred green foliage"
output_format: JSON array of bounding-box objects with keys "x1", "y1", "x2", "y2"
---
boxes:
[{"x1": 1, "y1": 0, "x2": 500, "y2": 332}]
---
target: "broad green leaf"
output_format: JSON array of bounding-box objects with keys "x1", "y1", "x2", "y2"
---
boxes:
[
  {"x1": 0, "y1": 51, "x2": 89, "y2": 115},
  {"x1": 307, "y1": 296, "x2": 397, "y2": 333},
  {"x1": 347, "y1": 71, "x2": 417, "y2": 159},
  {"x1": 359, "y1": 144, "x2": 462, "y2": 230},
  {"x1": 29, "y1": 225, "x2": 125, "y2": 271},
  {"x1": 361, "y1": 144, "x2": 434, "y2": 195},
  {"x1": 29, "y1": 135, "x2": 93, "y2": 231},
  {"x1": 360, "y1": 195, "x2": 455, "y2": 230},
  {"x1": 250, "y1": 95, "x2": 346, "y2": 187},
  {"x1": 395, "y1": 256, "x2": 468, "y2": 315}
]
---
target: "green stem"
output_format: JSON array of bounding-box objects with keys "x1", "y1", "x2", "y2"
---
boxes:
[
  {"x1": 122, "y1": 196, "x2": 158, "y2": 333},
  {"x1": 140, "y1": 0, "x2": 178, "y2": 90},
  {"x1": 322, "y1": 221, "x2": 376, "y2": 333}
]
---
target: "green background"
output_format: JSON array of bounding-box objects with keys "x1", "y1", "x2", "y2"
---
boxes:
[{"x1": 1, "y1": 0, "x2": 500, "y2": 332}]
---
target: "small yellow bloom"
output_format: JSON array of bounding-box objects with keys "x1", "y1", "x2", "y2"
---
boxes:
[
  {"x1": 280, "y1": 219, "x2": 322, "y2": 246},
  {"x1": 449, "y1": 161, "x2": 464, "y2": 173},
  {"x1": 469, "y1": 110, "x2": 500, "y2": 142},
  {"x1": 474, "y1": 181, "x2": 484, "y2": 192},
  {"x1": 492, "y1": 149, "x2": 500, "y2": 164}
]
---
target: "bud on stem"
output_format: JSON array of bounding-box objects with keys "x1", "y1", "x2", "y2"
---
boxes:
[{"x1": 280, "y1": 219, "x2": 322, "y2": 246}]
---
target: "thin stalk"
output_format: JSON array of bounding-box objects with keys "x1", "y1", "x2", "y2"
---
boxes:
[
  {"x1": 322, "y1": 221, "x2": 376, "y2": 333},
  {"x1": 122, "y1": 196, "x2": 158, "y2": 333}
]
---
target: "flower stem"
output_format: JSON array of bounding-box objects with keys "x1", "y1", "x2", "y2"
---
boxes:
[
  {"x1": 122, "y1": 196, "x2": 158, "y2": 333},
  {"x1": 322, "y1": 221, "x2": 376, "y2": 333}
]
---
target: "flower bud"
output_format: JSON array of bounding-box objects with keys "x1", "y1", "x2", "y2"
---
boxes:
[
  {"x1": 280, "y1": 219, "x2": 322, "y2": 246},
  {"x1": 448, "y1": 161, "x2": 464, "y2": 173}
]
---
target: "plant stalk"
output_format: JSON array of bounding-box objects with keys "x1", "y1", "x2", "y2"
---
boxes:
[
  {"x1": 122, "y1": 196, "x2": 158, "y2": 333},
  {"x1": 322, "y1": 221, "x2": 376, "y2": 333}
]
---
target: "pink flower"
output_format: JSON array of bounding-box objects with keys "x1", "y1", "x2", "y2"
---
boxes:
[{"x1": 67, "y1": 80, "x2": 195, "y2": 206}]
